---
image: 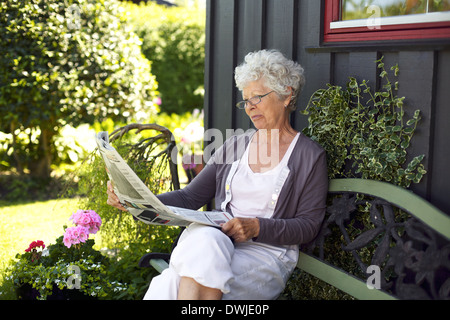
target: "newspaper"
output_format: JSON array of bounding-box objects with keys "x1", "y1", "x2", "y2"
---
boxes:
[{"x1": 95, "y1": 131, "x2": 233, "y2": 227}]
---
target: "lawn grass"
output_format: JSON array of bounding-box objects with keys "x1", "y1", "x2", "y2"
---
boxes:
[{"x1": 0, "y1": 198, "x2": 81, "y2": 297}]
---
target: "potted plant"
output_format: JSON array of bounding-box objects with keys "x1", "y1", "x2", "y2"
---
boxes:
[{"x1": 7, "y1": 210, "x2": 127, "y2": 300}]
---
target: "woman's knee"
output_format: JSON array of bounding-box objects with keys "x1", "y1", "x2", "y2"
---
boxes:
[
  {"x1": 181, "y1": 224, "x2": 233, "y2": 248},
  {"x1": 170, "y1": 224, "x2": 235, "y2": 270}
]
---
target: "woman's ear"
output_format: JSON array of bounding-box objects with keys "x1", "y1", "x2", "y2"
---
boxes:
[{"x1": 283, "y1": 87, "x2": 293, "y2": 107}]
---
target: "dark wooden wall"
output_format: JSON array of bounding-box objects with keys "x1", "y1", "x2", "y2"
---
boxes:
[{"x1": 203, "y1": 0, "x2": 450, "y2": 214}]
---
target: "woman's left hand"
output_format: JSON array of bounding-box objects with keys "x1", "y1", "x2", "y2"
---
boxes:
[{"x1": 221, "y1": 218, "x2": 260, "y2": 243}]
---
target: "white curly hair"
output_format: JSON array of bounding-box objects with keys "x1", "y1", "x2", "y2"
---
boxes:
[{"x1": 234, "y1": 49, "x2": 305, "y2": 112}]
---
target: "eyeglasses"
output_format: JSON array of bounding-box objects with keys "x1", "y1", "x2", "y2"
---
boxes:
[{"x1": 235, "y1": 91, "x2": 274, "y2": 109}]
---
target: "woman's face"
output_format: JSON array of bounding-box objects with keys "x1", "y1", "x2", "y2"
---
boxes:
[{"x1": 242, "y1": 79, "x2": 290, "y2": 131}]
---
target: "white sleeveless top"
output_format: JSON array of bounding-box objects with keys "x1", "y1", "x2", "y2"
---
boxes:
[{"x1": 229, "y1": 133, "x2": 300, "y2": 219}]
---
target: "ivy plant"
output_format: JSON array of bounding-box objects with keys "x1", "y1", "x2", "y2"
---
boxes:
[
  {"x1": 284, "y1": 58, "x2": 428, "y2": 300},
  {"x1": 301, "y1": 57, "x2": 426, "y2": 188}
]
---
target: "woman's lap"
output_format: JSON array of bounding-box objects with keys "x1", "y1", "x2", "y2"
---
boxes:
[{"x1": 143, "y1": 224, "x2": 295, "y2": 300}]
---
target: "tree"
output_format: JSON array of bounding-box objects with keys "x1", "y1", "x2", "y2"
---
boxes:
[
  {"x1": 125, "y1": 1, "x2": 205, "y2": 114},
  {"x1": 0, "y1": 0, "x2": 159, "y2": 178}
]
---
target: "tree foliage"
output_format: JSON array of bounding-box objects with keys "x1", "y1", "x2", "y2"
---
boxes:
[
  {"x1": 124, "y1": 1, "x2": 205, "y2": 114},
  {"x1": 0, "y1": 0, "x2": 159, "y2": 177}
]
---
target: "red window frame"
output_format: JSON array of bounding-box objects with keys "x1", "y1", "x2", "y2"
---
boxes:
[{"x1": 324, "y1": 0, "x2": 450, "y2": 43}]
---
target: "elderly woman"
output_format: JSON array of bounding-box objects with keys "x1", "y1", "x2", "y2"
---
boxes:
[{"x1": 107, "y1": 49, "x2": 328, "y2": 300}]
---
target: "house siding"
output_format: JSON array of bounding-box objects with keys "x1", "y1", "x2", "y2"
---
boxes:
[{"x1": 204, "y1": 0, "x2": 450, "y2": 214}]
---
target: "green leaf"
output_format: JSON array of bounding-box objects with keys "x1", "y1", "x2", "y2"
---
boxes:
[
  {"x1": 299, "y1": 109, "x2": 309, "y2": 115},
  {"x1": 404, "y1": 127, "x2": 414, "y2": 134},
  {"x1": 400, "y1": 139, "x2": 410, "y2": 149},
  {"x1": 414, "y1": 110, "x2": 421, "y2": 118},
  {"x1": 391, "y1": 135, "x2": 401, "y2": 145}
]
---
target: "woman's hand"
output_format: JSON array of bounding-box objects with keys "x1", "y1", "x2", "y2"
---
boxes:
[
  {"x1": 221, "y1": 217, "x2": 260, "y2": 243},
  {"x1": 106, "y1": 180, "x2": 128, "y2": 211}
]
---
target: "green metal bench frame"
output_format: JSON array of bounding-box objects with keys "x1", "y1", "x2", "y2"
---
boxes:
[
  {"x1": 299, "y1": 178, "x2": 450, "y2": 300},
  {"x1": 141, "y1": 178, "x2": 450, "y2": 300}
]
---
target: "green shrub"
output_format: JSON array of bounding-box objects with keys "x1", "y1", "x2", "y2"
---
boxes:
[
  {"x1": 124, "y1": 1, "x2": 205, "y2": 114},
  {"x1": 55, "y1": 115, "x2": 201, "y2": 299},
  {"x1": 104, "y1": 242, "x2": 160, "y2": 300},
  {"x1": 65, "y1": 126, "x2": 181, "y2": 299},
  {"x1": 0, "y1": 173, "x2": 75, "y2": 202},
  {"x1": 76, "y1": 153, "x2": 179, "y2": 253},
  {"x1": 0, "y1": 0, "x2": 159, "y2": 177},
  {"x1": 76, "y1": 125, "x2": 180, "y2": 252}
]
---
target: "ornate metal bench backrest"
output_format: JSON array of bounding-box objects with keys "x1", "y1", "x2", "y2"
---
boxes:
[
  {"x1": 109, "y1": 123, "x2": 180, "y2": 191},
  {"x1": 300, "y1": 179, "x2": 450, "y2": 300}
]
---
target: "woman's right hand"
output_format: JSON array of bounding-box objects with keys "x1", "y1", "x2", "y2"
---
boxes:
[{"x1": 106, "y1": 180, "x2": 128, "y2": 211}]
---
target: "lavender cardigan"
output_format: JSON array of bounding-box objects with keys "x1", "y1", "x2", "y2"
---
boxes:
[{"x1": 157, "y1": 131, "x2": 328, "y2": 246}]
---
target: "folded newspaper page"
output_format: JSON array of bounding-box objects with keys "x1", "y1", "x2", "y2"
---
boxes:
[{"x1": 95, "y1": 131, "x2": 233, "y2": 227}]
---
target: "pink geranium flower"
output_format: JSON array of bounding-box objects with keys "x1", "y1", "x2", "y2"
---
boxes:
[
  {"x1": 63, "y1": 225, "x2": 90, "y2": 248},
  {"x1": 63, "y1": 210, "x2": 102, "y2": 248},
  {"x1": 70, "y1": 209, "x2": 102, "y2": 234}
]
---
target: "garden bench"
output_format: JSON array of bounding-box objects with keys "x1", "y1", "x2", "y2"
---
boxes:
[
  {"x1": 110, "y1": 123, "x2": 449, "y2": 299},
  {"x1": 139, "y1": 178, "x2": 450, "y2": 300}
]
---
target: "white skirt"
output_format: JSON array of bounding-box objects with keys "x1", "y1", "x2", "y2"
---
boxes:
[{"x1": 143, "y1": 223, "x2": 298, "y2": 300}]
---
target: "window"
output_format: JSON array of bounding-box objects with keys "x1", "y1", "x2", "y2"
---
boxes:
[{"x1": 324, "y1": 0, "x2": 450, "y2": 43}]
